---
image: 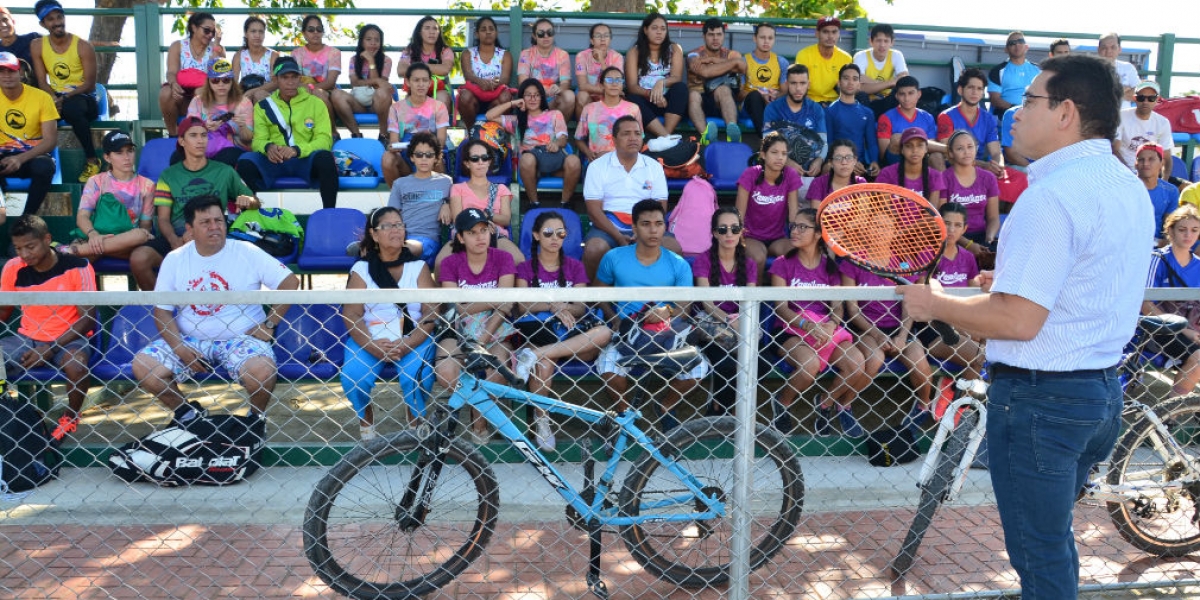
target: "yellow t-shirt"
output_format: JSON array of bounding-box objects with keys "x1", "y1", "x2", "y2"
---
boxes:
[
  {"x1": 795, "y1": 44, "x2": 852, "y2": 103},
  {"x1": 1180, "y1": 182, "x2": 1200, "y2": 210},
  {"x1": 41, "y1": 34, "x2": 85, "y2": 94},
  {"x1": 0, "y1": 85, "x2": 60, "y2": 153},
  {"x1": 742, "y1": 52, "x2": 784, "y2": 96}
]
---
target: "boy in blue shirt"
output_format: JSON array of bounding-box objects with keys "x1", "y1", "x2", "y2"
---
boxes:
[{"x1": 825, "y1": 63, "x2": 879, "y2": 178}]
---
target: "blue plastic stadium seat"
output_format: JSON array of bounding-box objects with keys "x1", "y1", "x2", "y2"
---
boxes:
[
  {"x1": 91, "y1": 304, "x2": 160, "y2": 381},
  {"x1": 1174, "y1": 132, "x2": 1194, "y2": 145},
  {"x1": 1192, "y1": 156, "x2": 1200, "y2": 181},
  {"x1": 518, "y1": 207, "x2": 584, "y2": 261},
  {"x1": 91, "y1": 256, "x2": 132, "y2": 274},
  {"x1": 274, "y1": 304, "x2": 345, "y2": 380},
  {"x1": 333, "y1": 138, "x2": 384, "y2": 190},
  {"x1": 1173, "y1": 155, "x2": 1188, "y2": 179},
  {"x1": 95, "y1": 83, "x2": 110, "y2": 120},
  {"x1": 704, "y1": 141, "x2": 754, "y2": 192},
  {"x1": 137, "y1": 137, "x2": 177, "y2": 183},
  {"x1": 296, "y1": 207, "x2": 366, "y2": 271},
  {"x1": 5, "y1": 147, "x2": 62, "y2": 192}
]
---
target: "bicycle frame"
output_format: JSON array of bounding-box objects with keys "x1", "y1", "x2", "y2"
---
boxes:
[{"x1": 440, "y1": 371, "x2": 727, "y2": 528}]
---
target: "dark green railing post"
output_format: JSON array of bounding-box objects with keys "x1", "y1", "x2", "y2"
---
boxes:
[
  {"x1": 134, "y1": 2, "x2": 163, "y2": 121},
  {"x1": 1157, "y1": 33, "x2": 1175, "y2": 97},
  {"x1": 508, "y1": 4, "x2": 524, "y2": 87},
  {"x1": 854, "y1": 17, "x2": 870, "y2": 53}
]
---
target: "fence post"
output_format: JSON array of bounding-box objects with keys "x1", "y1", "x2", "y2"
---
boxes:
[
  {"x1": 508, "y1": 5, "x2": 524, "y2": 87},
  {"x1": 729, "y1": 298, "x2": 762, "y2": 600},
  {"x1": 134, "y1": 2, "x2": 163, "y2": 122},
  {"x1": 854, "y1": 17, "x2": 870, "y2": 53},
  {"x1": 1157, "y1": 33, "x2": 1175, "y2": 97}
]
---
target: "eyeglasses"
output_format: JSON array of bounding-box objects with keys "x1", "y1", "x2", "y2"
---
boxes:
[
  {"x1": 1021, "y1": 92, "x2": 1053, "y2": 108},
  {"x1": 1136, "y1": 94, "x2": 1159, "y2": 103},
  {"x1": 592, "y1": 33, "x2": 612, "y2": 39},
  {"x1": 1006, "y1": 38, "x2": 1026, "y2": 46},
  {"x1": 200, "y1": 26, "x2": 216, "y2": 36},
  {"x1": 410, "y1": 151, "x2": 437, "y2": 159},
  {"x1": 305, "y1": 26, "x2": 324, "y2": 33},
  {"x1": 603, "y1": 76, "x2": 625, "y2": 85},
  {"x1": 535, "y1": 29, "x2": 554, "y2": 38},
  {"x1": 375, "y1": 222, "x2": 406, "y2": 231},
  {"x1": 830, "y1": 155, "x2": 856, "y2": 163},
  {"x1": 540, "y1": 227, "x2": 568, "y2": 239},
  {"x1": 714, "y1": 225, "x2": 743, "y2": 235},
  {"x1": 466, "y1": 154, "x2": 491, "y2": 163},
  {"x1": 788, "y1": 223, "x2": 816, "y2": 233}
]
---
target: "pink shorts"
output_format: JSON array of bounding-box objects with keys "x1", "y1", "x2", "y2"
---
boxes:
[{"x1": 783, "y1": 311, "x2": 854, "y2": 371}]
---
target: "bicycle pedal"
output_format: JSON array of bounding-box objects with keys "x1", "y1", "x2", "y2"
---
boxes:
[{"x1": 586, "y1": 574, "x2": 610, "y2": 600}]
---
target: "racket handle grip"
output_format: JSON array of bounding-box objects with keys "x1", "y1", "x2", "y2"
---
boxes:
[{"x1": 930, "y1": 320, "x2": 960, "y2": 346}]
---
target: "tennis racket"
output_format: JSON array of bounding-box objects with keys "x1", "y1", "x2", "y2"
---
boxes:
[{"x1": 817, "y1": 183, "x2": 960, "y2": 345}]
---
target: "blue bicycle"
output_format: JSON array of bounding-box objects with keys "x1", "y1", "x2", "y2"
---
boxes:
[{"x1": 302, "y1": 311, "x2": 804, "y2": 600}]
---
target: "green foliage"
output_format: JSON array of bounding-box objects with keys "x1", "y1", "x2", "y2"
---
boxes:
[{"x1": 163, "y1": 0, "x2": 358, "y2": 46}]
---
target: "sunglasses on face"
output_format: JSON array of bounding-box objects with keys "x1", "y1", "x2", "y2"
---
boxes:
[
  {"x1": 603, "y1": 76, "x2": 625, "y2": 85},
  {"x1": 714, "y1": 225, "x2": 743, "y2": 235},
  {"x1": 200, "y1": 26, "x2": 216, "y2": 36},
  {"x1": 1006, "y1": 38, "x2": 1026, "y2": 46},
  {"x1": 1136, "y1": 94, "x2": 1159, "y2": 103},
  {"x1": 210, "y1": 78, "x2": 233, "y2": 84},
  {"x1": 540, "y1": 227, "x2": 568, "y2": 239},
  {"x1": 410, "y1": 151, "x2": 437, "y2": 159},
  {"x1": 375, "y1": 222, "x2": 406, "y2": 231},
  {"x1": 466, "y1": 154, "x2": 491, "y2": 163},
  {"x1": 535, "y1": 29, "x2": 554, "y2": 38},
  {"x1": 305, "y1": 26, "x2": 324, "y2": 33}
]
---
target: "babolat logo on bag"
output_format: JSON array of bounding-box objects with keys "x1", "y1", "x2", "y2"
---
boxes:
[{"x1": 108, "y1": 414, "x2": 265, "y2": 487}]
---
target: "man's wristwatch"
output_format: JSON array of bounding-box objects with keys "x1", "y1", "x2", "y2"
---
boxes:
[{"x1": 261, "y1": 319, "x2": 278, "y2": 332}]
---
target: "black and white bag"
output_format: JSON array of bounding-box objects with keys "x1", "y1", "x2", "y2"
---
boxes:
[
  {"x1": 108, "y1": 413, "x2": 266, "y2": 487},
  {"x1": 0, "y1": 393, "x2": 62, "y2": 493}
]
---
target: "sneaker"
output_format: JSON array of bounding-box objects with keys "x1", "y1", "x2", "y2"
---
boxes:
[
  {"x1": 77, "y1": 160, "x2": 101, "y2": 183},
  {"x1": 50, "y1": 241, "x2": 73, "y2": 255},
  {"x1": 812, "y1": 405, "x2": 835, "y2": 437},
  {"x1": 512, "y1": 348, "x2": 537, "y2": 383},
  {"x1": 659, "y1": 408, "x2": 680, "y2": 434},
  {"x1": 359, "y1": 424, "x2": 378, "y2": 441},
  {"x1": 534, "y1": 414, "x2": 556, "y2": 451},
  {"x1": 700, "y1": 122, "x2": 717, "y2": 146},
  {"x1": 726, "y1": 122, "x2": 742, "y2": 144},
  {"x1": 171, "y1": 401, "x2": 207, "y2": 428},
  {"x1": 50, "y1": 413, "x2": 79, "y2": 441},
  {"x1": 770, "y1": 397, "x2": 795, "y2": 434},
  {"x1": 837, "y1": 407, "x2": 865, "y2": 438},
  {"x1": 647, "y1": 134, "x2": 681, "y2": 152},
  {"x1": 903, "y1": 402, "x2": 934, "y2": 432}
]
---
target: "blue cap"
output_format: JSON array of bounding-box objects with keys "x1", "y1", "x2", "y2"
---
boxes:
[{"x1": 35, "y1": 1, "x2": 64, "y2": 21}]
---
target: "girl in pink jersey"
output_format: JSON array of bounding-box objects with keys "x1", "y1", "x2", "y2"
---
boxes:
[
  {"x1": 574, "y1": 23, "x2": 624, "y2": 117},
  {"x1": 875, "y1": 127, "x2": 945, "y2": 205},
  {"x1": 382, "y1": 63, "x2": 449, "y2": 187},
  {"x1": 736, "y1": 132, "x2": 803, "y2": 282},
  {"x1": 574, "y1": 66, "x2": 642, "y2": 161},
  {"x1": 332, "y1": 24, "x2": 394, "y2": 140},
  {"x1": 487, "y1": 78, "x2": 581, "y2": 208},
  {"x1": 518, "y1": 18, "x2": 576, "y2": 120},
  {"x1": 290, "y1": 15, "x2": 341, "y2": 127},
  {"x1": 458, "y1": 17, "x2": 513, "y2": 126},
  {"x1": 692, "y1": 207, "x2": 757, "y2": 415},
  {"x1": 434, "y1": 139, "x2": 524, "y2": 270},
  {"x1": 67, "y1": 132, "x2": 154, "y2": 259},
  {"x1": 943, "y1": 130, "x2": 1000, "y2": 255},
  {"x1": 806, "y1": 139, "x2": 867, "y2": 208},
  {"x1": 398, "y1": 17, "x2": 456, "y2": 120},
  {"x1": 768, "y1": 208, "x2": 869, "y2": 436}
]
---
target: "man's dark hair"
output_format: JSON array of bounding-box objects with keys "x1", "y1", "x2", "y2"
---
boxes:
[
  {"x1": 632, "y1": 199, "x2": 664, "y2": 225},
  {"x1": 1040, "y1": 54, "x2": 1122, "y2": 140},
  {"x1": 753, "y1": 23, "x2": 775, "y2": 36},
  {"x1": 612, "y1": 115, "x2": 641, "y2": 137},
  {"x1": 1100, "y1": 32, "x2": 1121, "y2": 46},
  {"x1": 786, "y1": 63, "x2": 809, "y2": 78},
  {"x1": 870, "y1": 24, "x2": 894, "y2": 40},
  {"x1": 895, "y1": 75, "x2": 920, "y2": 92},
  {"x1": 957, "y1": 68, "x2": 987, "y2": 89},
  {"x1": 702, "y1": 18, "x2": 725, "y2": 35},
  {"x1": 10, "y1": 214, "x2": 49, "y2": 239},
  {"x1": 839, "y1": 63, "x2": 861, "y2": 77},
  {"x1": 1049, "y1": 39, "x2": 1070, "y2": 53},
  {"x1": 183, "y1": 195, "x2": 225, "y2": 225}
]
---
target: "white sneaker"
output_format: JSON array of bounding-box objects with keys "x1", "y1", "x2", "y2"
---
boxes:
[
  {"x1": 647, "y1": 134, "x2": 681, "y2": 152},
  {"x1": 534, "y1": 414, "x2": 556, "y2": 451},
  {"x1": 513, "y1": 348, "x2": 538, "y2": 382}
]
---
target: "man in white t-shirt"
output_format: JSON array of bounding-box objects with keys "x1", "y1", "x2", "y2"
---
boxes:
[
  {"x1": 132, "y1": 195, "x2": 300, "y2": 426},
  {"x1": 1098, "y1": 33, "x2": 1140, "y2": 105},
  {"x1": 1114, "y1": 80, "x2": 1174, "y2": 170},
  {"x1": 581, "y1": 115, "x2": 679, "y2": 279},
  {"x1": 852, "y1": 23, "x2": 909, "y2": 101}
]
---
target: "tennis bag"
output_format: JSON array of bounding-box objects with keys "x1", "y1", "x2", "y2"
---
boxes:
[
  {"x1": 644, "y1": 137, "x2": 704, "y2": 179},
  {"x1": 865, "y1": 425, "x2": 920, "y2": 467},
  {"x1": 229, "y1": 207, "x2": 304, "y2": 257},
  {"x1": 108, "y1": 413, "x2": 265, "y2": 487},
  {"x1": 0, "y1": 394, "x2": 62, "y2": 493},
  {"x1": 767, "y1": 120, "x2": 824, "y2": 170}
]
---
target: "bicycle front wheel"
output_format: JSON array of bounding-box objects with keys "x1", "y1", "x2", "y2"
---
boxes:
[
  {"x1": 618, "y1": 416, "x2": 804, "y2": 587},
  {"x1": 892, "y1": 408, "x2": 977, "y2": 577},
  {"x1": 1107, "y1": 394, "x2": 1200, "y2": 557},
  {"x1": 303, "y1": 431, "x2": 499, "y2": 600}
]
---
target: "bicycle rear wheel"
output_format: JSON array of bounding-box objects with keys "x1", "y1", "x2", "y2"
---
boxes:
[
  {"x1": 1107, "y1": 394, "x2": 1200, "y2": 556},
  {"x1": 303, "y1": 431, "x2": 499, "y2": 600},
  {"x1": 619, "y1": 416, "x2": 804, "y2": 587},
  {"x1": 892, "y1": 408, "x2": 977, "y2": 577}
]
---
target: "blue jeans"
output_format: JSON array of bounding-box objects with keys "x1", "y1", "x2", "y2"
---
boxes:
[
  {"x1": 339, "y1": 336, "x2": 435, "y2": 420},
  {"x1": 987, "y1": 366, "x2": 1123, "y2": 600}
]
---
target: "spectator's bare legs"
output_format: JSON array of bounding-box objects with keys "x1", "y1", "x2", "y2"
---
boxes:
[
  {"x1": 560, "y1": 154, "x2": 581, "y2": 205},
  {"x1": 330, "y1": 89, "x2": 362, "y2": 137},
  {"x1": 59, "y1": 347, "x2": 91, "y2": 418},
  {"x1": 159, "y1": 85, "x2": 182, "y2": 136},
  {"x1": 382, "y1": 151, "x2": 414, "y2": 188},
  {"x1": 550, "y1": 90, "x2": 576, "y2": 121},
  {"x1": 239, "y1": 355, "x2": 277, "y2": 413},
  {"x1": 132, "y1": 353, "x2": 188, "y2": 410},
  {"x1": 69, "y1": 229, "x2": 153, "y2": 259},
  {"x1": 777, "y1": 338, "x2": 820, "y2": 409},
  {"x1": 663, "y1": 377, "x2": 700, "y2": 416},
  {"x1": 687, "y1": 91, "x2": 707, "y2": 137},
  {"x1": 518, "y1": 153, "x2": 540, "y2": 206},
  {"x1": 129, "y1": 246, "x2": 164, "y2": 291},
  {"x1": 526, "y1": 327, "x2": 612, "y2": 398},
  {"x1": 373, "y1": 84, "x2": 394, "y2": 137},
  {"x1": 602, "y1": 372, "x2": 629, "y2": 413}
]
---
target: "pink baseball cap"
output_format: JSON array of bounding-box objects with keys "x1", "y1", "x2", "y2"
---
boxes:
[{"x1": 900, "y1": 127, "x2": 929, "y2": 146}]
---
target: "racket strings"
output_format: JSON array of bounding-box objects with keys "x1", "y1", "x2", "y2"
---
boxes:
[{"x1": 820, "y1": 190, "x2": 945, "y2": 274}]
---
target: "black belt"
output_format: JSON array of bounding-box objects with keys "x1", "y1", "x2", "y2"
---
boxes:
[{"x1": 990, "y1": 363, "x2": 1117, "y2": 380}]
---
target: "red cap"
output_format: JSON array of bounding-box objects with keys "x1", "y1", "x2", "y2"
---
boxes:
[
  {"x1": 816, "y1": 16, "x2": 841, "y2": 30},
  {"x1": 1136, "y1": 142, "x2": 1165, "y2": 161}
]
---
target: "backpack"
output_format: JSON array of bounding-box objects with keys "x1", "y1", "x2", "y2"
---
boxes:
[
  {"x1": 668, "y1": 176, "x2": 718, "y2": 255},
  {"x1": 1154, "y1": 96, "x2": 1200, "y2": 134},
  {"x1": 0, "y1": 392, "x2": 62, "y2": 494},
  {"x1": 644, "y1": 136, "x2": 704, "y2": 179},
  {"x1": 107, "y1": 413, "x2": 266, "y2": 487},
  {"x1": 766, "y1": 121, "x2": 825, "y2": 170},
  {"x1": 467, "y1": 121, "x2": 512, "y2": 175},
  {"x1": 229, "y1": 207, "x2": 305, "y2": 258},
  {"x1": 865, "y1": 425, "x2": 920, "y2": 467},
  {"x1": 918, "y1": 86, "x2": 949, "y2": 117},
  {"x1": 332, "y1": 149, "x2": 378, "y2": 177}
]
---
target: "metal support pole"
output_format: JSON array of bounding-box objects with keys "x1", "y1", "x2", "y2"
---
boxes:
[
  {"x1": 1157, "y1": 33, "x2": 1176, "y2": 98},
  {"x1": 134, "y1": 2, "x2": 163, "y2": 121},
  {"x1": 729, "y1": 299, "x2": 762, "y2": 600}
]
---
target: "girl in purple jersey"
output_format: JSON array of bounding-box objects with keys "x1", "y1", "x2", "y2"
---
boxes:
[
  {"x1": 767, "y1": 208, "x2": 870, "y2": 436},
  {"x1": 806, "y1": 139, "x2": 868, "y2": 209},
  {"x1": 841, "y1": 209, "x2": 934, "y2": 435},
  {"x1": 691, "y1": 207, "x2": 758, "y2": 415},
  {"x1": 435, "y1": 208, "x2": 518, "y2": 444},
  {"x1": 512, "y1": 211, "x2": 613, "y2": 450},
  {"x1": 943, "y1": 130, "x2": 1000, "y2": 256},
  {"x1": 876, "y1": 127, "x2": 945, "y2": 205},
  {"x1": 736, "y1": 132, "x2": 803, "y2": 283}
]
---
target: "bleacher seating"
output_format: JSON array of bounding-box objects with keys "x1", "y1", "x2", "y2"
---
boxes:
[
  {"x1": 333, "y1": 138, "x2": 385, "y2": 190},
  {"x1": 5, "y1": 147, "x2": 63, "y2": 191},
  {"x1": 1173, "y1": 155, "x2": 1188, "y2": 179},
  {"x1": 518, "y1": 207, "x2": 584, "y2": 260},
  {"x1": 274, "y1": 304, "x2": 346, "y2": 380},
  {"x1": 704, "y1": 141, "x2": 754, "y2": 192},
  {"x1": 137, "y1": 137, "x2": 177, "y2": 182},
  {"x1": 91, "y1": 304, "x2": 158, "y2": 382},
  {"x1": 296, "y1": 207, "x2": 366, "y2": 272}
]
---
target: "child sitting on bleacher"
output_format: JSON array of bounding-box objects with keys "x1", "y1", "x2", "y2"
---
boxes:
[
  {"x1": 63, "y1": 131, "x2": 153, "y2": 260},
  {"x1": 386, "y1": 131, "x2": 450, "y2": 266}
]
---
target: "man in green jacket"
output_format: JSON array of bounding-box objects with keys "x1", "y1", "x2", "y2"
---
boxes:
[{"x1": 236, "y1": 56, "x2": 339, "y2": 209}]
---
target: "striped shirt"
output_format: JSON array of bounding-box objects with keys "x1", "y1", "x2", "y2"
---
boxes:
[{"x1": 987, "y1": 138, "x2": 1152, "y2": 370}]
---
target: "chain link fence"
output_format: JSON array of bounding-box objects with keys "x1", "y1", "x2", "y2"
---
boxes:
[{"x1": 3, "y1": 287, "x2": 1200, "y2": 599}]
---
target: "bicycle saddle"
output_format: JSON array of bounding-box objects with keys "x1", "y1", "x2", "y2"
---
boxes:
[
  {"x1": 1137, "y1": 314, "x2": 1188, "y2": 336},
  {"x1": 616, "y1": 347, "x2": 702, "y2": 373}
]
